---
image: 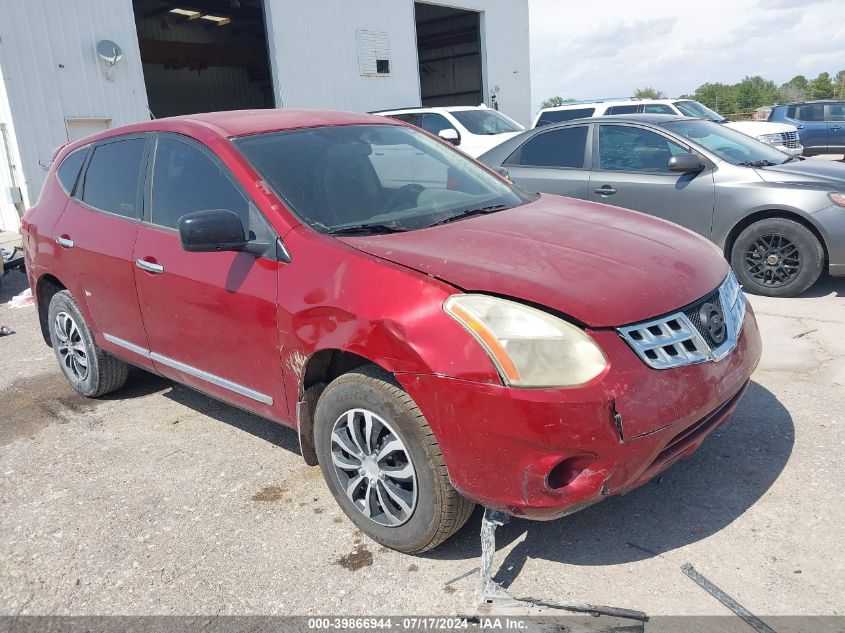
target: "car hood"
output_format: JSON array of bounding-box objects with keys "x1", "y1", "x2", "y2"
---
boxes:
[
  {"x1": 338, "y1": 195, "x2": 728, "y2": 327},
  {"x1": 755, "y1": 159, "x2": 845, "y2": 186},
  {"x1": 725, "y1": 120, "x2": 796, "y2": 135}
]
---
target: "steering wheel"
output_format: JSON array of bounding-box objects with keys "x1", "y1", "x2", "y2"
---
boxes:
[{"x1": 382, "y1": 184, "x2": 424, "y2": 213}]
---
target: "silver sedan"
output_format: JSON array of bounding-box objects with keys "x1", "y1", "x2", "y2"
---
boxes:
[{"x1": 479, "y1": 114, "x2": 845, "y2": 297}]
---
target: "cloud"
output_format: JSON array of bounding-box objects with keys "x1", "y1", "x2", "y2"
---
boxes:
[{"x1": 528, "y1": 0, "x2": 844, "y2": 113}]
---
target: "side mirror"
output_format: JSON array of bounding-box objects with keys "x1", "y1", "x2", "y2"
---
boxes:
[
  {"x1": 438, "y1": 128, "x2": 460, "y2": 145},
  {"x1": 178, "y1": 209, "x2": 247, "y2": 253},
  {"x1": 668, "y1": 153, "x2": 705, "y2": 173},
  {"x1": 492, "y1": 166, "x2": 510, "y2": 180}
]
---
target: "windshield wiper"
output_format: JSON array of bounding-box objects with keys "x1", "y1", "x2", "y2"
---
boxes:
[
  {"x1": 426, "y1": 204, "x2": 510, "y2": 228},
  {"x1": 328, "y1": 223, "x2": 409, "y2": 236},
  {"x1": 740, "y1": 159, "x2": 776, "y2": 168}
]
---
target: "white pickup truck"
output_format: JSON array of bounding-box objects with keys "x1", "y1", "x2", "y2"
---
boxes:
[{"x1": 533, "y1": 98, "x2": 803, "y2": 156}]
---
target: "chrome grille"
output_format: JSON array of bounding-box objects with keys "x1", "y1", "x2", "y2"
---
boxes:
[
  {"x1": 618, "y1": 271, "x2": 747, "y2": 370},
  {"x1": 781, "y1": 131, "x2": 800, "y2": 149}
]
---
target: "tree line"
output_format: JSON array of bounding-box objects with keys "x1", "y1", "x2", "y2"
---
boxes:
[{"x1": 541, "y1": 70, "x2": 845, "y2": 115}]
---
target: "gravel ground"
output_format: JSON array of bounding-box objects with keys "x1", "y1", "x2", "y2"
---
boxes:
[{"x1": 0, "y1": 269, "x2": 843, "y2": 618}]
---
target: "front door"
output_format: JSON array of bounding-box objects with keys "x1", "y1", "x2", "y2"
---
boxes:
[
  {"x1": 131, "y1": 133, "x2": 285, "y2": 420},
  {"x1": 52, "y1": 135, "x2": 154, "y2": 370},
  {"x1": 589, "y1": 123, "x2": 716, "y2": 238}
]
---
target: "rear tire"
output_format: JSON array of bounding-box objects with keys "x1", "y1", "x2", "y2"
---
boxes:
[
  {"x1": 47, "y1": 290, "x2": 129, "y2": 397},
  {"x1": 314, "y1": 365, "x2": 474, "y2": 553},
  {"x1": 731, "y1": 218, "x2": 823, "y2": 297}
]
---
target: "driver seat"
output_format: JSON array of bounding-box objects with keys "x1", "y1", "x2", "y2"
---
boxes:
[{"x1": 321, "y1": 143, "x2": 382, "y2": 226}]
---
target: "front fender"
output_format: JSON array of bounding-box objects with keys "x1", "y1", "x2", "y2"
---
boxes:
[{"x1": 277, "y1": 226, "x2": 500, "y2": 425}]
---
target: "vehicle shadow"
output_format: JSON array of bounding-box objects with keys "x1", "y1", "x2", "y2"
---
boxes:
[
  {"x1": 108, "y1": 368, "x2": 301, "y2": 455},
  {"x1": 796, "y1": 274, "x2": 844, "y2": 298},
  {"x1": 425, "y1": 380, "x2": 794, "y2": 585},
  {"x1": 0, "y1": 269, "x2": 29, "y2": 304}
]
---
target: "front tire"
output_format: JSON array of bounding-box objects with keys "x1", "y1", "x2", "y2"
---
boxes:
[
  {"x1": 47, "y1": 290, "x2": 129, "y2": 397},
  {"x1": 731, "y1": 218, "x2": 824, "y2": 297},
  {"x1": 314, "y1": 365, "x2": 474, "y2": 553}
]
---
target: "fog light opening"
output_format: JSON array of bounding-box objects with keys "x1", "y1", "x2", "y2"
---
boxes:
[{"x1": 547, "y1": 456, "x2": 594, "y2": 490}]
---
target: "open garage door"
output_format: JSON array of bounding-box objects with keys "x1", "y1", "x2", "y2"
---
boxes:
[
  {"x1": 133, "y1": 0, "x2": 273, "y2": 118},
  {"x1": 414, "y1": 3, "x2": 484, "y2": 107}
]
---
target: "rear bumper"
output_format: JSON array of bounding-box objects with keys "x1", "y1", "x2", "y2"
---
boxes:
[{"x1": 398, "y1": 306, "x2": 762, "y2": 520}]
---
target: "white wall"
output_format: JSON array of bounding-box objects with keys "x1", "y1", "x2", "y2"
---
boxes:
[
  {"x1": 0, "y1": 64, "x2": 25, "y2": 231},
  {"x1": 0, "y1": 0, "x2": 150, "y2": 230},
  {"x1": 265, "y1": 0, "x2": 531, "y2": 125}
]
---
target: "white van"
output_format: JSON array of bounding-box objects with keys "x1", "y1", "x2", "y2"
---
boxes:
[{"x1": 533, "y1": 99, "x2": 803, "y2": 156}]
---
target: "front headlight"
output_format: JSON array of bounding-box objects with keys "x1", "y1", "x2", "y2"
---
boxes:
[
  {"x1": 756, "y1": 133, "x2": 783, "y2": 145},
  {"x1": 444, "y1": 294, "x2": 607, "y2": 388}
]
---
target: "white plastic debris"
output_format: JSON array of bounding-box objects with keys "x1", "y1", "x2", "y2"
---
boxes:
[{"x1": 6, "y1": 287, "x2": 34, "y2": 309}]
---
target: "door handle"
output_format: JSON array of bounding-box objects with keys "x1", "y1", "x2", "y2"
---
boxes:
[
  {"x1": 55, "y1": 236, "x2": 74, "y2": 248},
  {"x1": 135, "y1": 258, "x2": 164, "y2": 274},
  {"x1": 594, "y1": 186, "x2": 617, "y2": 196},
  {"x1": 832, "y1": 125, "x2": 842, "y2": 131}
]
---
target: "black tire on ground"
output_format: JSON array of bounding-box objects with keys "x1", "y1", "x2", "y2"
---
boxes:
[
  {"x1": 314, "y1": 364, "x2": 475, "y2": 553},
  {"x1": 47, "y1": 290, "x2": 129, "y2": 397},
  {"x1": 731, "y1": 218, "x2": 824, "y2": 297}
]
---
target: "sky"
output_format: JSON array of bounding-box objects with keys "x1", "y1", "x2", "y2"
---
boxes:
[{"x1": 528, "y1": 0, "x2": 845, "y2": 112}]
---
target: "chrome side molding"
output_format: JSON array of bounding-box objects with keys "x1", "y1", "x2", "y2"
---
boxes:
[{"x1": 103, "y1": 334, "x2": 273, "y2": 405}]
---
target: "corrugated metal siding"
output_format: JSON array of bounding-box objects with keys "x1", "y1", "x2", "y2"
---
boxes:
[
  {"x1": 0, "y1": 0, "x2": 149, "y2": 229},
  {"x1": 264, "y1": 0, "x2": 530, "y2": 124},
  {"x1": 265, "y1": 0, "x2": 422, "y2": 113}
]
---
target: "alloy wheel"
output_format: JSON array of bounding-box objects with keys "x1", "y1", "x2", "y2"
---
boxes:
[
  {"x1": 54, "y1": 311, "x2": 89, "y2": 381},
  {"x1": 330, "y1": 408, "x2": 417, "y2": 527},
  {"x1": 744, "y1": 233, "x2": 802, "y2": 288}
]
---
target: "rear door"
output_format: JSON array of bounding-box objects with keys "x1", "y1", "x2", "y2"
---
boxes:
[
  {"x1": 131, "y1": 133, "x2": 285, "y2": 419},
  {"x1": 502, "y1": 124, "x2": 592, "y2": 199},
  {"x1": 589, "y1": 123, "x2": 716, "y2": 238},
  {"x1": 793, "y1": 104, "x2": 828, "y2": 152},
  {"x1": 828, "y1": 103, "x2": 845, "y2": 152},
  {"x1": 51, "y1": 134, "x2": 154, "y2": 369}
]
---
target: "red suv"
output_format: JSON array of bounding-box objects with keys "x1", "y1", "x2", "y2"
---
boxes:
[{"x1": 23, "y1": 110, "x2": 762, "y2": 553}]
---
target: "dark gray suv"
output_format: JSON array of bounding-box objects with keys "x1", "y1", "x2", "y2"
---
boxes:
[{"x1": 479, "y1": 115, "x2": 845, "y2": 297}]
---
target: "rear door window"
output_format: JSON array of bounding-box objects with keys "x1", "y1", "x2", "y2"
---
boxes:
[
  {"x1": 797, "y1": 105, "x2": 825, "y2": 122},
  {"x1": 150, "y1": 136, "x2": 274, "y2": 242},
  {"x1": 80, "y1": 137, "x2": 146, "y2": 218},
  {"x1": 643, "y1": 104, "x2": 676, "y2": 114},
  {"x1": 506, "y1": 126, "x2": 589, "y2": 168},
  {"x1": 598, "y1": 125, "x2": 687, "y2": 172},
  {"x1": 536, "y1": 108, "x2": 595, "y2": 126},
  {"x1": 829, "y1": 105, "x2": 845, "y2": 121},
  {"x1": 605, "y1": 105, "x2": 640, "y2": 115},
  {"x1": 56, "y1": 147, "x2": 88, "y2": 194}
]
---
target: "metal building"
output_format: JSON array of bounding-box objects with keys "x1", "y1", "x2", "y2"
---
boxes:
[{"x1": 0, "y1": 0, "x2": 531, "y2": 232}]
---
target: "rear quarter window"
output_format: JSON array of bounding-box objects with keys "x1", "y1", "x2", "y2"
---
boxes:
[
  {"x1": 56, "y1": 148, "x2": 88, "y2": 194},
  {"x1": 536, "y1": 108, "x2": 595, "y2": 126}
]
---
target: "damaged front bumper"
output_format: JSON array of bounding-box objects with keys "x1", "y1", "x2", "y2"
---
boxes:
[{"x1": 397, "y1": 306, "x2": 762, "y2": 520}]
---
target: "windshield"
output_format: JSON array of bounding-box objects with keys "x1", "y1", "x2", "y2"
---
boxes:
[
  {"x1": 234, "y1": 124, "x2": 531, "y2": 233},
  {"x1": 673, "y1": 100, "x2": 726, "y2": 122},
  {"x1": 451, "y1": 110, "x2": 524, "y2": 135},
  {"x1": 663, "y1": 120, "x2": 788, "y2": 166}
]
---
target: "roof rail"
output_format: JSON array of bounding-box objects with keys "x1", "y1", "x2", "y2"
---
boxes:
[{"x1": 544, "y1": 97, "x2": 639, "y2": 108}]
